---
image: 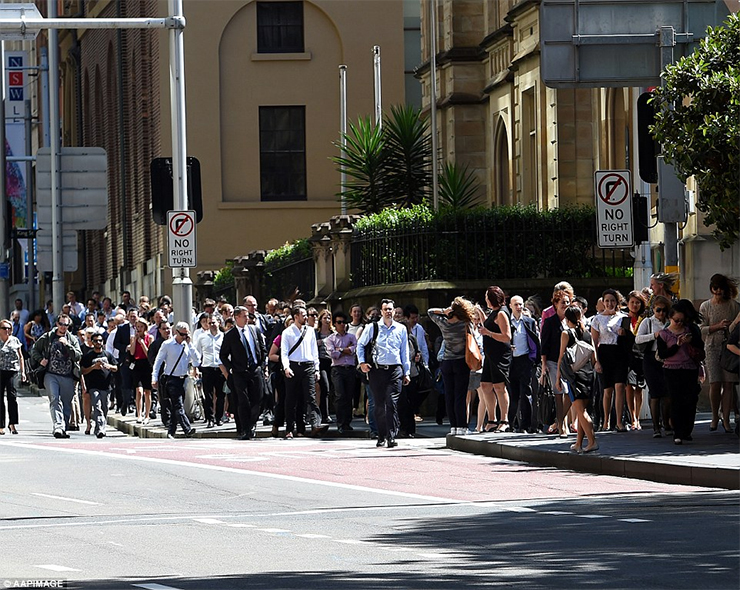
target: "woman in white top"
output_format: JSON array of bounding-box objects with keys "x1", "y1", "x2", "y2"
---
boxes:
[
  {"x1": 0, "y1": 319, "x2": 25, "y2": 434},
  {"x1": 636, "y1": 295, "x2": 671, "y2": 437},
  {"x1": 591, "y1": 289, "x2": 629, "y2": 432}
]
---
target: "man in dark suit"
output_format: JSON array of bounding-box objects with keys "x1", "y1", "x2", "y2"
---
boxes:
[
  {"x1": 107, "y1": 309, "x2": 137, "y2": 414},
  {"x1": 219, "y1": 305, "x2": 266, "y2": 440},
  {"x1": 508, "y1": 295, "x2": 541, "y2": 433}
]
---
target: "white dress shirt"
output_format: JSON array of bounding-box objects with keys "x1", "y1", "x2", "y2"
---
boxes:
[
  {"x1": 195, "y1": 330, "x2": 224, "y2": 368},
  {"x1": 280, "y1": 324, "x2": 319, "y2": 373},
  {"x1": 152, "y1": 338, "x2": 201, "y2": 379}
]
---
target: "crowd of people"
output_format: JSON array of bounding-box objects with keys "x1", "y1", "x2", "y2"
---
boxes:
[{"x1": 0, "y1": 274, "x2": 737, "y2": 449}]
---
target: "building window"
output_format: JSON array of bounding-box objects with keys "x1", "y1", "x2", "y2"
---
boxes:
[
  {"x1": 259, "y1": 106, "x2": 306, "y2": 201},
  {"x1": 257, "y1": 2, "x2": 304, "y2": 53}
]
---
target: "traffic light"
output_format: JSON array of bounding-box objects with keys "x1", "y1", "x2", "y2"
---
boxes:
[
  {"x1": 657, "y1": 157, "x2": 687, "y2": 223},
  {"x1": 637, "y1": 92, "x2": 658, "y2": 184},
  {"x1": 632, "y1": 193, "x2": 649, "y2": 244},
  {"x1": 150, "y1": 157, "x2": 203, "y2": 226}
]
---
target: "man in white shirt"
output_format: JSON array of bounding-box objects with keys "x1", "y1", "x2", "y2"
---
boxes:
[
  {"x1": 152, "y1": 321, "x2": 201, "y2": 438},
  {"x1": 195, "y1": 314, "x2": 226, "y2": 427},
  {"x1": 280, "y1": 306, "x2": 327, "y2": 439}
]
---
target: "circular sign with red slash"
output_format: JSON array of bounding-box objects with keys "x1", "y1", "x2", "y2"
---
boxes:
[
  {"x1": 597, "y1": 172, "x2": 629, "y2": 206},
  {"x1": 169, "y1": 211, "x2": 194, "y2": 238}
]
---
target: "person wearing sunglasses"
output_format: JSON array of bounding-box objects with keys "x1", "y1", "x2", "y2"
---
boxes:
[
  {"x1": 636, "y1": 296, "x2": 672, "y2": 438},
  {"x1": 81, "y1": 334, "x2": 118, "y2": 438},
  {"x1": 151, "y1": 322, "x2": 201, "y2": 439},
  {"x1": 30, "y1": 314, "x2": 83, "y2": 438},
  {"x1": 325, "y1": 310, "x2": 357, "y2": 434},
  {"x1": 0, "y1": 319, "x2": 25, "y2": 435}
]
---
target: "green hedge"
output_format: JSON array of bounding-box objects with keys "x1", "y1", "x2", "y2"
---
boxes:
[
  {"x1": 351, "y1": 204, "x2": 630, "y2": 285},
  {"x1": 264, "y1": 238, "x2": 312, "y2": 272}
]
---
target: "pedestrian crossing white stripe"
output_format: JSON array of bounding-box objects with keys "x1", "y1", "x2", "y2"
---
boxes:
[
  {"x1": 540, "y1": 511, "x2": 574, "y2": 515},
  {"x1": 502, "y1": 506, "x2": 536, "y2": 512},
  {"x1": 296, "y1": 533, "x2": 330, "y2": 539},
  {"x1": 258, "y1": 528, "x2": 290, "y2": 533},
  {"x1": 577, "y1": 514, "x2": 609, "y2": 519},
  {"x1": 36, "y1": 564, "x2": 81, "y2": 572},
  {"x1": 192, "y1": 518, "x2": 226, "y2": 525},
  {"x1": 132, "y1": 584, "x2": 184, "y2": 590},
  {"x1": 226, "y1": 523, "x2": 256, "y2": 528},
  {"x1": 620, "y1": 518, "x2": 651, "y2": 523},
  {"x1": 32, "y1": 492, "x2": 100, "y2": 505}
]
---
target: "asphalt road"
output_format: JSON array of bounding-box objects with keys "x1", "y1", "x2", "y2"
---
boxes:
[{"x1": 1, "y1": 393, "x2": 738, "y2": 590}]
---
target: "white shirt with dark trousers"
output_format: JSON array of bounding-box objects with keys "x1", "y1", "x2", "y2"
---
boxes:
[
  {"x1": 151, "y1": 338, "x2": 201, "y2": 436},
  {"x1": 280, "y1": 324, "x2": 322, "y2": 434}
]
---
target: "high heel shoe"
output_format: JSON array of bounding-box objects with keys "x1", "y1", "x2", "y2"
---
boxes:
[
  {"x1": 9, "y1": 425, "x2": 17, "y2": 434},
  {"x1": 496, "y1": 421, "x2": 511, "y2": 433},
  {"x1": 709, "y1": 421, "x2": 718, "y2": 432}
]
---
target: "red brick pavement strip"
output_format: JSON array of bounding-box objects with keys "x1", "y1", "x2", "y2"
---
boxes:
[{"x1": 17, "y1": 438, "x2": 709, "y2": 503}]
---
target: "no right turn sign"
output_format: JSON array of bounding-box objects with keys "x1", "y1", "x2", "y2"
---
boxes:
[{"x1": 595, "y1": 170, "x2": 634, "y2": 249}]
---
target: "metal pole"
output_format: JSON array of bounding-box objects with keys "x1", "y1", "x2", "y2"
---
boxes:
[
  {"x1": 429, "y1": 0, "x2": 439, "y2": 211},
  {"x1": 372, "y1": 46, "x2": 382, "y2": 129},
  {"x1": 168, "y1": 0, "x2": 192, "y2": 327},
  {"x1": 48, "y1": 0, "x2": 63, "y2": 312},
  {"x1": 0, "y1": 17, "x2": 180, "y2": 30},
  {"x1": 339, "y1": 64, "x2": 347, "y2": 216},
  {"x1": 40, "y1": 48, "x2": 49, "y2": 148},
  {"x1": 659, "y1": 26, "x2": 679, "y2": 274},
  {"x1": 632, "y1": 88, "x2": 652, "y2": 292},
  {"x1": 25, "y1": 99, "x2": 35, "y2": 310},
  {"x1": 0, "y1": 42, "x2": 8, "y2": 318}
]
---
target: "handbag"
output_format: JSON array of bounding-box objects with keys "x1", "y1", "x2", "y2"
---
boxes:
[
  {"x1": 720, "y1": 335, "x2": 740, "y2": 374},
  {"x1": 416, "y1": 362, "x2": 434, "y2": 394},
  {"x1": 465, "y1": 325, "x2": 482, "y2": 371}
]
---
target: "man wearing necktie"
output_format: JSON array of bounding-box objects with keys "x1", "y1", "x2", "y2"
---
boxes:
[{"x1": 219, "y1": 305, "x2": 266, "y2": 440}]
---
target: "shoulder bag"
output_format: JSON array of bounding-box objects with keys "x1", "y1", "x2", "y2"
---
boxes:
[{"x1": 465, "y1": 324, "x2": 482, "y2": 371}]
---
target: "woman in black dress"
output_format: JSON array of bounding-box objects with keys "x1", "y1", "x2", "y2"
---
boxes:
[{"x1": 477, "y1": 286, "x2": 513, "y2": 432}]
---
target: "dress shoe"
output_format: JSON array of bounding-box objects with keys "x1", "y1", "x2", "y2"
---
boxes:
[
  {"x1": 96, "y1": 432, "x2": 106, "y2": 439},
  {"x1": 62, "y1": 432, "x2": 70, "y2": 438},
  {"x1": 342, "y1": 424, "x2": 354, "y2": 431},
  {"x1": 216, "y1": 420, "x2": 223, "y2": 426},
  {"x1": 185, "y1": 428, "x2": 197, "y2": 438},
  {"x1": 387, "y1": 438, "x2": 398, "y2": 448},
  {"x1": 376, "y1": 438, "x2": 386, "y2": 447},
  {"x1": 53, "y1": 429, "x2": 64, "y2": 439},
  {"x1": 207, "y1": 420, "x2": 214, "y2": 428},
  {"x1": 167, "y1": 434, "x2": 176, "y2": 439},
  {"x1": 238, "y1": 433, "x2": 252, "y2": 441}
]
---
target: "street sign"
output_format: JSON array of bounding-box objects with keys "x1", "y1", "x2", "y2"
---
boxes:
[
  {"x1": 167, "y1": 210, "x2": 196, "y2": 268},
  {"x1": 36, "y1": 230, "x2": 78, "y2": 272},
  {"x1": 595, "y1": 170, "x2": 634, "y2": 248},
  {"x1": 540, "y1": 0, "x2": 732, "y2": 88},
  {"x1": 36, "y1": 147, "x2": 108, "y2": 229}
]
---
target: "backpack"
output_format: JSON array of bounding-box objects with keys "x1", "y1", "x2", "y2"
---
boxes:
[{"x1": 565, "y1": 328, "x2": 594, "y2": 372}]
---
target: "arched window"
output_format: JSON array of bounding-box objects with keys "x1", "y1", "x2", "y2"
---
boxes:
[{"x1": 493, "y1": 117, "x2": 510, "y2": 206}]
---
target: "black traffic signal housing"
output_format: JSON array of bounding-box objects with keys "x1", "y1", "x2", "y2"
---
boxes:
[
  {"x1": 637, "y1": 92, "x2": 659, "y2": 184},
  {"x1": 150, "y1": 157, "x2": 203, "y2": 225}
]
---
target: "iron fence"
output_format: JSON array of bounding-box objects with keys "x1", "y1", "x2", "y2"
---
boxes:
[
  {"x1": 350, "y1": 215, "x2": 632, "y2": 288},
  {"x1": 263, "y1": 256, "x2": 315, "y2": 302}
]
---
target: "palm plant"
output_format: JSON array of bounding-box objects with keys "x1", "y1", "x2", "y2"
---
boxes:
[
  {"x1": 383, "y1": 104, "x2": 432, "y2": 207},
  {"x1": 438, "y1": 161, "x2": 483, "y2": 211},
  {"x1": 333, "y1": 117, "x2": 391, "y2": 214}
]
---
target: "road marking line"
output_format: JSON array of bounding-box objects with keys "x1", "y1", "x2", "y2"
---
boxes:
[
  {"x1": 132, "y1": 584, "x2": 185, "y2": 590},
  {"x1": 620, "y1": 518, "x2": 651, "y2": 523},
  {"x1": 296, "y1": 533, "x2": 330, "y2": 539},
  {"x1": 577, "y1": 514, "x2": 609, "y2": 519},
  {"x1": 226, "y1": 523, "x2": 256, "y2": 528},
  {"x1": 192, "y1": 518, "x2": 226, "y2": 525},
  {"x1": 502, "y1": 506, "x2": 536, "y2": 512},
  {"x1": 333, "y1": 539, "x2": 368, "y2": 545},
  {"x1": 7, "y1": 441, "x2": 456, "y2": 504},
  {"x1": 32, "y1": 492, "x2": 100, "y2": 505},
  {"x1": 378, "y1": 546, "x2": 415, "y2": 552},
  {"x1": 36, "y1": 564, "x2": 81, "y2": 572},
  {"x1": 540, "y1": 511, "x2": 574, "y2": 516},
  {"x1": 258, "y1": 528, "x2": 290, "y2": 533}
]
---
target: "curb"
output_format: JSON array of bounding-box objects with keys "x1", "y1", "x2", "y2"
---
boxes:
[{"x1": 446, "y1": 435, "x2": 740, "y2": 491}]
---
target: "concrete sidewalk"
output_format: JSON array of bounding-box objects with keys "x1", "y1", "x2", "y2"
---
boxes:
[{"x1": 447, "y1": 414, "x2": 740, "y2": 490}]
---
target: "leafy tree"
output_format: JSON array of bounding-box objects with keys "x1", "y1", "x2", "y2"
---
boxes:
[{"x1": 651, "y1": 13, "x2": 740, "y2": 249}]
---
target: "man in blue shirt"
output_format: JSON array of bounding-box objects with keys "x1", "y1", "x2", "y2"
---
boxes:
[
  {"x1": 509, "y1": 295, "x2": 541, "y2": 433},
  {"x1": 357, "y1": 299, "x2": 410, "y2": 448}
]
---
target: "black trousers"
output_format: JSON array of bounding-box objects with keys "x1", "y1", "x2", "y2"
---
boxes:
[
  {"x1": 664, "y1": 367, "x2": 699, "y2": 440},
  {"x1": 399, "y1": 376, "x2": 418, "y2": 435},
  {"x1": 367, "y1": 365, "x2": 402, "y2": 440},
  {"x1": 0, "y1": 370, "x2": 18, "y2": 428},
  {"x1": 232, "y1": 369, "x2": 264, "y2": 437},
  {"x1": 508, "y1": 355, "x2": 535, "y2": 432},
  {"x1": 441, "y1": 358, "x2": 469, "y2": 429},
  {"x1": 331, "y1": 365, "x2": 356, "y2": 428},
  {"x1": 285, "y1": 361, "x2": 321, "y2": 433},
  {"x1": 165, "y1": 376, "x2": 192, "y2": 436},
  {"x1": 271, "y1": 370, "x2": 286, "y2": 427},
  {"x1": 201, "y1": 367, "x2": 226, "y2": 422}
]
